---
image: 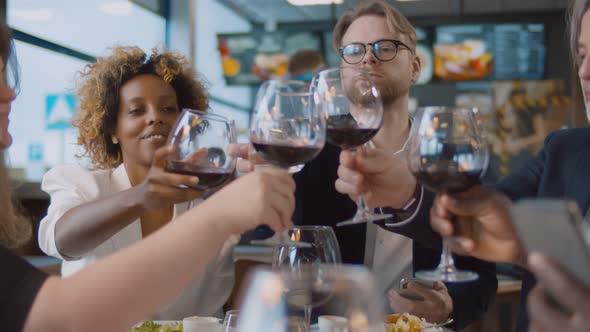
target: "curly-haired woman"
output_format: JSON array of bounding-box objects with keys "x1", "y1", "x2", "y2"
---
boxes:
[{"x1": 38, "y1": 46, "x2": 234, "y2": 319}]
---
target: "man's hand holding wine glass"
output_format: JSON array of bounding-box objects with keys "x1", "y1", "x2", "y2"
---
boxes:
[
  {"x1": 430, "y1": 186, "x2": 525, "y2": 265},
  {"x1": 335, "y1": 147, "x2": 417, "y2": 209}
]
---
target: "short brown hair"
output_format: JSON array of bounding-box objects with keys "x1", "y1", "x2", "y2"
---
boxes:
[
  {"x1": 332, "y1": 0, "x2": 416, "y2": 52},
  {"x1": 74, "y1": 46, "x2": 209, "y2": 169},
  {"x1": 288, "y1": 49, "x2": 325, "y2": 76},
  {"x1": 569, "y1": 0, "x2": 590, "y2": 67}
]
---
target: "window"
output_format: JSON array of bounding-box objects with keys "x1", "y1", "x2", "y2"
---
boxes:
[
  {"x1": 6, "y1": 0, "x2": 168, "y2": 181},
  {"x1": 8, "y1": 0, "x2": 166, "y2": 56}
]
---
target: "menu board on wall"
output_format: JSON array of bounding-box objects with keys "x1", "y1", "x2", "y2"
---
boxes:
[
  {"x1": 218, "y1": 31, "x2": 322, "y2": 85},
  {"x1": 434, "y1": 23, "x2": 546, "y2": 81}
]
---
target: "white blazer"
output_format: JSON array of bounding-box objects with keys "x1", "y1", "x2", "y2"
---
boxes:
[{"x1": 38, "y1": 164, "x2": 236, "y2": 320}]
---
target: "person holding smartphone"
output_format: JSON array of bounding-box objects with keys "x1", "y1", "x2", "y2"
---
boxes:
[
  {"x1": 428, "y1": 1, "x2": 590, "y2": 330},
  {"x1": 237, "y1": 0, "x2": 498, "y2": 328}
]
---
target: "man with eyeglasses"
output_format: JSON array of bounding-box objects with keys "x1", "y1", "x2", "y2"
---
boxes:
[{"x1": 292, "y1": 0, "x2": 498, "y2": 329}]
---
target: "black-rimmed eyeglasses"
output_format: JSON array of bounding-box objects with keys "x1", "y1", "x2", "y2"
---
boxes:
[{"x1": 339, "y1": 39, "x2": 415, "y2": 64}]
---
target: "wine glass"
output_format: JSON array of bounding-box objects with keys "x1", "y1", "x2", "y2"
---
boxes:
[
  {"x1": 311, "y1": 67, "x2": 391, "y2": 227},
  {"x1": 166, "y1": 109, "x2": 237, "y2": 207},
  {"x1": 223, "y1": 310, "x2": 240, "y2": 332},
  {"x1": 406, "y1": 106, "x2": 489, "y2": 282},
  {"x1": 237, "y1": 264, "x2": 384, "y2": 332},
  {"x1": 249, "y1": 80, "x2": 326, "y2": 247},
  {"x1": 272, "y1": 226, "x2": 342, "y2": 328}
]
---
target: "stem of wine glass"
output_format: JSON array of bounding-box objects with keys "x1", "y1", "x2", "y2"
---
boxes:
[
  {"x1": 304, "y1": 305, "x2": 312, "y2": 330},
  {"x1": 438, "y1": 238, "x2": 456, "y2": 271},
  {"x1": 356, "y1": 196, "x2": 372, "y2": 220}
]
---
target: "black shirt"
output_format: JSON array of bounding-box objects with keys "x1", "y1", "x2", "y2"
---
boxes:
[{"x1": 0, "y1": 245, "x2": 48, "y2": 332}]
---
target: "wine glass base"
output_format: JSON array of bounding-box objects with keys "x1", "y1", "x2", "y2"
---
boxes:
[
  {"x1": 336, "y1": 212, "x2": 392, "y2": 227},
  {"x1": 287, "y1": 164, "x2": 304, "y2": 174},
  {"x1": 250, "y1": 238, "x2": 313, "y2": 248},
  {"x1": 415, "y1": 268, "x2": 479, "y2": 283}
]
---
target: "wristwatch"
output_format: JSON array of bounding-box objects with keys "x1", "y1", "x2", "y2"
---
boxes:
[{"x1": 377, "y1": 182, "x2": 423, "y2": 226}]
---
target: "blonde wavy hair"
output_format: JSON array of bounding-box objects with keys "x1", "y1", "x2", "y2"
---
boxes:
[
  {"x1": 0, "y1": 155, "x2": 31, "y2": 249},
  {"x1": 332, "y1": 0, "x2": 417, "y2": 52},
  {"x1": 74, "y1": 46, "x2": 209, "y2": 169}
]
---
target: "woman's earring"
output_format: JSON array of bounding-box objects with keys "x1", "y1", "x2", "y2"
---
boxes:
[{"x1": 112, "y1": 136, "x2": 119, "y2": 144}]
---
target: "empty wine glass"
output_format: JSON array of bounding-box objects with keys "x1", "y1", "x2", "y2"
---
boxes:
[
  {"x1": 249, "y1": 80, "x2": 325, "y2": 248},
  {"x1": 311, "y1": 67, "x2": 391, "y2": 227},
  {"x1": 407, "y1": 106, "x2": 489, "y2": 282},
  {"x1": 237, "y1": 264, "x2": 384, "y2": 332},
  {"x1": 272, "y1": 226, "x2": 342, "y2": 328},
  {"x1": 166, "y1": 109, "x2": 237, "y2": 208}
]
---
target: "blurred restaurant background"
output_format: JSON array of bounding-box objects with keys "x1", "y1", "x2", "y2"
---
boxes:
[{"x1": 3, "y1": 0, "x2": 580, "y2": 331}]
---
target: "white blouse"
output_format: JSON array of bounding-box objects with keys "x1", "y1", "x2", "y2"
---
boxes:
[{"x1": 38, "y1": 164, "x2": 236, "y2": 320}]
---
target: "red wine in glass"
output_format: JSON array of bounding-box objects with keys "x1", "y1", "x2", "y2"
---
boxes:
[
  {"x1": 165, "y1": 109, "x2": 237, "y2": 208},
  {"x1": 249, "y1": 79, "x2": 325, "y2": 248},
  {"x1": 413, "y1": 169, "x2": 482, "y2": 194},
  {"x1": 311, "y1": 67, "x2": 389, "y2": 227},
  {"x1": 407, "y1": 106, "x2": 489, "y2": 282},
  {"x1": 166, "y1": 160, "x2": 233, "y2": 190},
  {"x1": 251, "y1": 143, "x2": 322, "y2": 170}
]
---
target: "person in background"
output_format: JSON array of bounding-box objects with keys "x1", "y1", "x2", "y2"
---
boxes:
[
  {"x1": 0, "y1": 22, "x2": 295, "y2": 332},
  {"x1": 238, "y1": 0, "x2": 498, "y2": 328},
  {"x1": 287, "y1": 49, "x2": 326, "y2": 81},
  {"x1": 37, "y1": 46, "x2": 234, "y2": 319},
  {"x1": 428, "y1": 1, "x2": 590, "y2": 330}
]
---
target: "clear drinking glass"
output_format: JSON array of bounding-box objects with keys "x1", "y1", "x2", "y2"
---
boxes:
[
  {"x1": 165, "y1": 109, "x2": 237, "y2": 208},
  {"x1": 310, "y1": 67, "x2": 391, "y2": 227},
  {"x1": 237, "y1": 264, "x2": 384, "y2": 332},
  {"x1": 406, "y1": 106, "x2": 489, "y2": 282},
  {"x1": 249, "y1": 80, "x2": 326, "y2": 248}
]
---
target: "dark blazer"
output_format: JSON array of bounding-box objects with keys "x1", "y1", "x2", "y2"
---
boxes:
[
  {"x1": 493, "y1": 127, "x2": 590, "y2": 332},
  {"x1": 293, "y1": 143, "x2": 498, "y2": 331}
]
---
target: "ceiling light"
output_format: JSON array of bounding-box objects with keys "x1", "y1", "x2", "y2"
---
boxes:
[
  {"x1": 287, "y1": 0, "x2": 343, "y2": 6},
  {"x1": 98, "y1": 1, "x2": 133, "y2": 16}
]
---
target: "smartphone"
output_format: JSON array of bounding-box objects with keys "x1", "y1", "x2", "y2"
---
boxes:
[
  {"x1": 397, "y1": 277, "x2": 436, "y2": 301},
  {"x1": 510, "y1": 199, "x2": 590, "y2": 289}
]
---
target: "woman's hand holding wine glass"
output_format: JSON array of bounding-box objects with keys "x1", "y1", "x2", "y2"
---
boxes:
[
  {"x1": 134, "y1": 145, "x2": 205, "y2": 211},
  {"x1": 165, "y1": 109, "x2": 237, "y2": 208},
  {"x1": 200, "y1": 167, "x2": 296, "y2": 236}
]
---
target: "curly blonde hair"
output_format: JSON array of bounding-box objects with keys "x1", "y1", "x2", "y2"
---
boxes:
[{"x1": 74, "y1": 46, "x2": 209, "y2": 169}]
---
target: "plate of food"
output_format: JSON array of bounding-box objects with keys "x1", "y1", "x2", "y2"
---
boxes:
[
  {"x1": 385, "y1": 313, "x2": 449, "y2": 332},
  {"x1": 434, "y1": 39, "x2": 493, "y2": 81},
  {"x1": 130, "y1": 320, "x2": 183, "y2": 332}
]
